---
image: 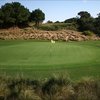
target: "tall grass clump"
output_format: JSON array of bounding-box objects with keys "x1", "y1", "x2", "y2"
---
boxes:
[
  {"x1": 74, "y1": 77, "x2": 100, "y2": 100},
  {"x1": 0, "y1": 76, "x2": 11, "y2": 100},
  {"x1": 42, "y1": 74, "x2": 75, "y2": 100},
  {"x1": 0, "y1": 74, "x2": 100, "y2": 100}
]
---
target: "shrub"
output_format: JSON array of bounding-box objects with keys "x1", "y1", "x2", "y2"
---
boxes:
[{"x1": 82, "y1": 30, "x2": 94, "y2": 36}]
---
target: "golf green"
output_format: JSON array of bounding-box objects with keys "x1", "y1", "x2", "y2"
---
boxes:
[{"x1": 0, "y1": 40, "x2": 100, "y2": 80}]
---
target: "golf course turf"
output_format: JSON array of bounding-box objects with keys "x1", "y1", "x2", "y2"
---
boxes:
[{"x1": 0, "y1": 40, "x2": 100, "y2": 80}]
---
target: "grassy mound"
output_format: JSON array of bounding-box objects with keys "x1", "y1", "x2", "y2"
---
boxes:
[{"x1": 0, "y1": 40, "x2": 100, "y2": 79}]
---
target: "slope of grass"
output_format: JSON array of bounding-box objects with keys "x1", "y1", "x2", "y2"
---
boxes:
[
  {"x1": 38, "y1": 23, "x2": 77, "y2": 31},
  {"x1": 0, "y1": 40, "x2": 100, "y2": 80}
]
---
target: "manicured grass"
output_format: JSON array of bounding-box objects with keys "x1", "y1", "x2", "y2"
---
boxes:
[{"x1": 0, "y1": 40, "x2": 100, "y2": 80}]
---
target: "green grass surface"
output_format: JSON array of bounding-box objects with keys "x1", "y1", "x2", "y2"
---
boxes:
[{"x1": 0, "y1": 40, "x2": 100, "y2": 80}]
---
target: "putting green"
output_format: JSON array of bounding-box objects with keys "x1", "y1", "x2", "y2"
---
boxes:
[{"x1": 0, "y1": 40, "x2": 100, "y2": 79}]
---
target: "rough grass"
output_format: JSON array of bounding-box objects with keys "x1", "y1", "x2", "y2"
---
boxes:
[
  {"x1": 38, "y1": 23, "x2": 77, "y2": 31},
  {"x1": 0, "y1": 40, "x2": 100, "y2": 80},
  {"x1": 0, "y1": 75, "x2": 100, "y2": 100}
]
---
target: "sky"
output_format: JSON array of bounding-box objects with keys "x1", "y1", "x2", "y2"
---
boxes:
[{"x1": 0, "y1": 0, "x2": 100, "y2": 22}]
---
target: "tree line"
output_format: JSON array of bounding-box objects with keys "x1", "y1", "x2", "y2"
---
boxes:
[
  {"x1": 63, "y1": 11, "x2": 100, "y2": 36},
  {"x1": 0, "y1": 2, "x2": 45, "y2": 28},
  {"x1": 0, "y1": 2, "x2": 100, "y2": 36}
]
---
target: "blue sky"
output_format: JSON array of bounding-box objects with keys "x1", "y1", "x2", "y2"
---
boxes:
[{"x1": 0, "y1": 0, "x2": 100, "y2": 22}]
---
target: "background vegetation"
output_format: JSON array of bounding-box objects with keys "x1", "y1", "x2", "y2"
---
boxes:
[
  {"x1": 37, "y1": 23, "x2": 78, "y2": 31},
  {"x1": 0, "y1": 2, "x2": 100, "y2": 36},
  {"x1": 0, "y1": 2, "x2": 45, "y2": 28}
]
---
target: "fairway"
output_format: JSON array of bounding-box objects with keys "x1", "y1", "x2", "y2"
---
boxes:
[{"x1": 0, "y1": 40, "x2": 100, "y2": 80}]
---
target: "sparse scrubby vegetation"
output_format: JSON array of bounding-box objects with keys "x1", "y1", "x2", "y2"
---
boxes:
[
  {"x1": 0, "y1": 75, "x2": 100, "y2": 100},
  {"x1": 38, "y1": 23, "x2": 78, "y2": 31}
]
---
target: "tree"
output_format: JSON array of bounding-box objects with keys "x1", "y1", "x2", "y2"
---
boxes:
[
  {"x1": 1, "y1": 3, "x2": 14, "y2": 27},
  {"x1": 0, "y1": 2, "x2": 30, "y2": 27},
  {"x1": 64, "y1": 17, "x2": 78, "y2": 24},
  {"x1": 78, "y1": 11, "x2": 91, "y2": 18},
  {"x1": 47, "y1": 20, "x2": 53, "y2": 23},
  {"x1": 31, "y1": 9, "x2": 45, "y2": 27},
  {"x1": 94, "y1": 13, "x2": 100, "y2": 35},
  {"x1": 77, "y1": 11, "x2": 95, "y2": 31},
  {"x1": 0, "y1": 9, "x2": 3, "y2": 28},
  {"x1": 55, "y1": 21, "x2": 60, "y2": 23},
  {"x1": 12, "y1": 2, "x2": 30, "y2": 26}
]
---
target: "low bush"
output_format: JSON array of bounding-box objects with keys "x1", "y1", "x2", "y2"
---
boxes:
[{"x1": 82, "y1": 30, "x2": 94, "y2": 36}]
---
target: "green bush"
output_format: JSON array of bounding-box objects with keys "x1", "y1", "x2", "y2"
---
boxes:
[{"x1": 82, "y1": 30, "x2": 94, "y2": 36}]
